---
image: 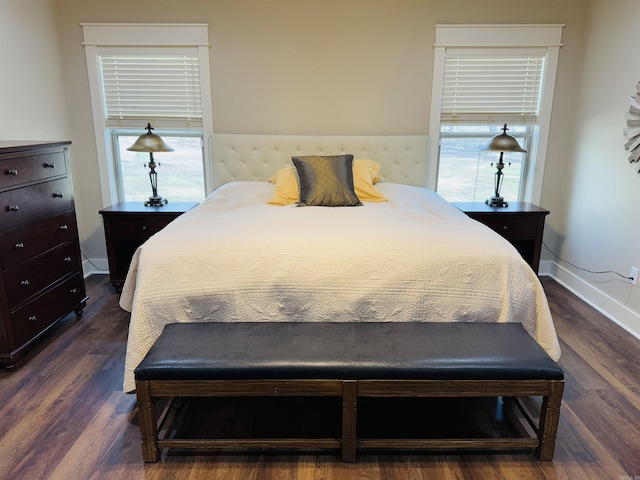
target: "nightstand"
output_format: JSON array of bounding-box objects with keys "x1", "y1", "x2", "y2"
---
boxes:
[
  {"x1": 99, "y1": 202, "x2": 198, "y2": 292},
  {"x1": 452, "y1": 202, "x2": 549, "y2": 274}
]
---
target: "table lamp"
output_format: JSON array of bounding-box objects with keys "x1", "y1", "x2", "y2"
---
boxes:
[
  {"x1": 127, "y1": 123, "x2": 174, "y2": 206},
  {"x1": 483, "y1": 123, "x2": 526, "y2": 207}
]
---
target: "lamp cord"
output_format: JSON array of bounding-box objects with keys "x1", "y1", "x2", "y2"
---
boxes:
[
  {"x1": 81, "y1": 251, "x2": 105, "y2": 271},
  {"x1": 542, "y1": 241, "x2": 632, "y2": 280}
]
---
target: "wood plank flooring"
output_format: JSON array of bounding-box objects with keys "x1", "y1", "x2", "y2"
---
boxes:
[{"x1": 0, "y1": 275, "x2": 639, "y2": 480}]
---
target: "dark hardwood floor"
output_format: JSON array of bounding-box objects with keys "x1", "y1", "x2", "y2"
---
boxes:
[{"x1": 0, "y1": 275, "x2": 639, "y2": 479}]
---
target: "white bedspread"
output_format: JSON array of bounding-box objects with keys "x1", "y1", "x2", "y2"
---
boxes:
[{"x1": 120, "y1": 181, "x2": 560, "y2": 392}]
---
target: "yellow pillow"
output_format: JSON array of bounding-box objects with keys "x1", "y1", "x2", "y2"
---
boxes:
[
  {"x1": 268, "y1": 165, "x2": 300, "y2": 205},
  {"x1": 352, "y1": 159, "x2": 387, "y2": 202},
  {"x1": 268, "y1": 159, "x2": 387, "y2": 205}
]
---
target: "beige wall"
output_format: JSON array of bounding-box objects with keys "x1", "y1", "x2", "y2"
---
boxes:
[
  {"x1": 0, "y1": 0, "x2": 69, "y2": 139},
  {"x1": 54, "y1": 0, "x2": 587, "y2": 263},
  {"x1": 551, "y1": 0, "x2": 640, "y2": 335}
]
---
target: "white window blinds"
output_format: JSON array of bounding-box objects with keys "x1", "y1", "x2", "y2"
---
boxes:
[
  {"x1": 441, "y1": 50, "x2": 546, "y2": 124},
  {"x1": 99, "y1": 54, "x2": 202, "y2": 128}
]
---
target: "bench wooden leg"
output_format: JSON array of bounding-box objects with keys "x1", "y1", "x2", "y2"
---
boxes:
[
  {"x1": 536, "y1": 380, "x2": 564, "y2": 461},
  {"x1": 135, "y1": 380, "x2": 160, "y2": 462},
  {"x1": 342, "y1": 380, "x2": 357, "y2": 462}
]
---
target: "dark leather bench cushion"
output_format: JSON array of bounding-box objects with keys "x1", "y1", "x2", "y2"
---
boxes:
[{"x1": 134, "y1": 322, "x2": 563, "y2": 382}]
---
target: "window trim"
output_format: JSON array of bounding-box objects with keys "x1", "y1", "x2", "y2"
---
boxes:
[
  {"x1": 428, "y1": 24, "x2": 563, "y2": 204},
  {"x1": 82, "y1": 23, "x2": 214, "y2": 207}
]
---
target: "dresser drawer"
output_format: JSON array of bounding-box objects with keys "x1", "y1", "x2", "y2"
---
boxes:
[
  {"x1": 3, "y1": 242, "x2": 81, "y2": 309},
  {"x1": 0, "y1": 178, "x2": 73, "y2": 230},
  {"x1": 10, "y1": 273, "x2": 85, "y2": 347},
  {"x1": 471, "y1": 216, "x2": 539, "y2": 239},
  {"x1": 0, "y1": 150, "x2": 67, "y2": 190},
  {"x1": 0, "y1": 210, "x2": 77, "y2": 270},
  {"x1": 107, "y1": 216, "x2": 175, "y2": 240}
]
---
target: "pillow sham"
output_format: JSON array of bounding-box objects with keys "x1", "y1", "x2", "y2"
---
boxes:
[
  {"x1": 352, "y1": 159, "x2": 387, "y2": 202},
  {"x1": 268, "y1": 165, "x2": 300, "y2": 206},
  {"x1": 268, "y1": 159, "x2": 387, "y2": 205},
  {"x1": 291, "y1": 154, "x2": 362, "y2": 207}
]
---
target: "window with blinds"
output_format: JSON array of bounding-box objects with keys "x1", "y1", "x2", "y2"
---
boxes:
[
  {"x1": 436, "y1": 49, "x2": 546, "y2": 202},
  {"x1": 441, "y1": 50, "x2": 546, "y2": 124},
  {"x1": 99, "y1": 54, "x2": 202, "y2": 128},
  {"x1": 83, "y1": 23, "x2": 213, "y2": 209},
  {"x1": 98, "y1": 53, "x2": 206, "y2": 203}
]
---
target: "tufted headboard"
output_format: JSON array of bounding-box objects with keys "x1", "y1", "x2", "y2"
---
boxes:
[{"x1": 211, "y1": 134, "x2": 430, "y2": 189}]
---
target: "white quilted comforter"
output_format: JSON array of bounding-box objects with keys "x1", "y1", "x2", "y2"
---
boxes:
[{"x1": 120, "y1": 181, "x2": 560, "y2": 392}]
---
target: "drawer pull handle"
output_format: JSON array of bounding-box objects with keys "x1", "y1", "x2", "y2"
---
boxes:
[
  {"x1": 44, "y1": 162, "x2": 56, "y2": 168},
  {"x1": 7, "y1": 205, "x2": 19, "y2": 212},
  {"x1": 142, "y1": 225, "x2": 147, "y2": 231},
  {"x1": 64, "y1": 256, "x2": 72, "y2": 262},
  {"x1": 15, "y1": 242, "x2": 25, "y2": 249},
  {"x1": 53, "y1": 192, "x2": 64, "y2": 198},
  {"x1": 70, "y1": 288, "x2": 78, "y2": 294},
  {"x1": 6, "y1": 169, "x2": 18, "y2": 176},
  {"x1": 502, "y1": 225, "x2": 509, "y2": 231},
  {"x1": 21, "y1": 280, "x2": 30, "y2": 286},
  {"x1": 28, "y1": 315, "x2": 37, "y2": 322},
  {"x1": 60, "y1": 224, "x2": 69, "y2": 230}
]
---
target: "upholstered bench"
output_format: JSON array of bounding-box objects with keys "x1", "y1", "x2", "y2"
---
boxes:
[{"x1": 134, "y1": 322, "x2": 564, "y2": 462}]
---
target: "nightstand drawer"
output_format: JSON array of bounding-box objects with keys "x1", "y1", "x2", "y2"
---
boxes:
[
  {"x1": 99, "y1": 201, "x2": 198, "y2": 292},
  {"x1": 474, "y1": 216, "x2": 539, "y2": 238},
  {"x1": 107, "y1": 217, "x2": 174, "y2": 240},
  {"x1": 452, "y1": 201, "x2": 549, "y2": 274}
]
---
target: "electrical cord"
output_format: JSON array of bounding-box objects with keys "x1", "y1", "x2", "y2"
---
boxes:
[
  {"x1": 81, "y1": 251, "x2": 105, "y2": 271},
  {"x1": 542, "y1": 240, "x2": 633, "y2": 280}
]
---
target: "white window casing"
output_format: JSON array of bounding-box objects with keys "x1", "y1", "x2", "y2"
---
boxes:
[{"x1": 82, "y1": 24, "x2": 214, "y2": 207}]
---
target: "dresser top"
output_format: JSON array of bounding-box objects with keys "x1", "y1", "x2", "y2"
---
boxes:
[{"x1": 0, "y1": 140, "x2": 71, "y2": 153}]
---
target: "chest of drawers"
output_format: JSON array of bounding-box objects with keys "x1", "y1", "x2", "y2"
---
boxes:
[{"x1": 0, "y1": 141, "x2": 87, "y2": 369}]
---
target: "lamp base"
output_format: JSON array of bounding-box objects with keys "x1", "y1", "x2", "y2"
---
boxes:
[
  {"x1": 486, "y1": 196, "x2": 508, "y2": 208},
  {"x1": 144, "y1": 196, "x2": 168, "y2": 207}
]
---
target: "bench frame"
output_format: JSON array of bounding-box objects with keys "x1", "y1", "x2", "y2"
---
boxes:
[{"x1": 135, "y1": 377, "x2": 564, "y2": 462}]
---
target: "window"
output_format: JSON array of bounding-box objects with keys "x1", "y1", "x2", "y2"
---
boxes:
[
  {"x1": 112, "y1": 131, "x2": 205, "y2": 202},
  {"x1": 428, "y1": 25, "x2": 563, "y2": 204},
  {"x1": 82, "y1": 24, "x2": 214, "y2": 207},
  {"x1": 100, "y1": 52, "x2": 205, "y2": 202},
  {"x1": 438, "y1": 124, "x2": 530, "y2": 202}
]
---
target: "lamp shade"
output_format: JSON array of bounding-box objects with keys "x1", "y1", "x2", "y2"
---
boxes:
[
  {"x1": 483, "y1": 124, "x2": 526, "y2": 153},
  {"x1": 127, "y1": 123, "x2": 174, "y2": 153}
]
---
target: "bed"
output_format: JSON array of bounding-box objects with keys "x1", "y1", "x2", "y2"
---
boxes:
[{"x1": 119, "y1": 134, "x2": 560, "y2": 393}]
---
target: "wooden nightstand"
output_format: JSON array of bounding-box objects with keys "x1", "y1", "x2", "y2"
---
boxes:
[
  {"x1": 452, "y1": 202, "x2": 549, "y2": 274},
  {"x1": 99, "y1": 202, "x2": 198, "y2": 292}
]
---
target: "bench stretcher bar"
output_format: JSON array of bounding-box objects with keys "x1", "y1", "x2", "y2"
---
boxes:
[{"x1": 135, "y1": 377, "x2": 564, "y2": 462}]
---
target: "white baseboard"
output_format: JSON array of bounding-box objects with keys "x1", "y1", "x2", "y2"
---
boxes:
[
  {"x1": 82, "y1": 258, "x2": 109, "y2": 277},
  {"x1": 539, "y1": 260, "x2": 640, "y2": 341}
]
